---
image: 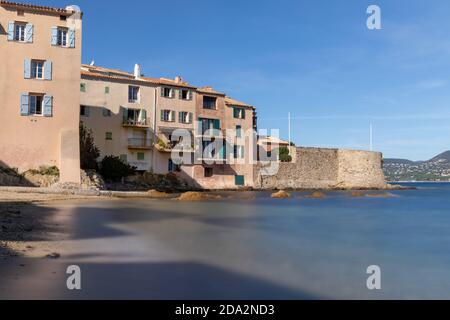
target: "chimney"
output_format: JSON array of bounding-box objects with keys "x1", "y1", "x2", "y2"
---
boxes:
[
  {"x1": 134, "y1": 64, "x2": 141, "y2": 79},
  {"x1": 175, "y1": 76, "x2": 183, "y2": 84}
]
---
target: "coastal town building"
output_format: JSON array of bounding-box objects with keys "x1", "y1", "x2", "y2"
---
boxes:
[
  {"x1": 80, "y1": 64, "x2": 257, "y2": 189},
  {"x1": 0, "y1": 1, "x2": 83, "y2": 183}
]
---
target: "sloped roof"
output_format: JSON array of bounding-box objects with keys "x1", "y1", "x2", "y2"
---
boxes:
[
  {"x1": 0, "y1": 1, "x2": 79, "y2": 15},
  {"x1": 258, "y1": 136, "x2": 289, "y2": 146},
  {"x1": 81, "y1": 65, "x2": 196, "y2": 88},
  {"x1": 225, "y1": 96, "x2": 254, "y2": 109},
  {"x1": 197, "y1": 86, "x2": 226, "y2": 96}
]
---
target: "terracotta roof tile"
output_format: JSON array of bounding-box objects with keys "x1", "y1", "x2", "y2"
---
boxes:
[
  {"x1": 197, "y1": 86, "x2": 226, "y2": 96},
  {"x1": 225, "y1": 96, "x2": 255, "y2": 109},
  {"x1": 0, "y1": 1, "x2": 79, "y2": 15}
]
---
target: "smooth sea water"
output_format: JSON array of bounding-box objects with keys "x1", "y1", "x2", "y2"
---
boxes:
[{"x1": 3, "y1": 182, "x2": 450, "y2": 299}]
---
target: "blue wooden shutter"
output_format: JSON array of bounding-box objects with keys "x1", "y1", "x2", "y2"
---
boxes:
[
  {"x1": 24, "y1": 59, "x2": 31, "y2": 79},
  {"x1": 20, "y1": 93, "x2": 29, "y2": 116},
  {"x1": 44, "y1": 60, "x2": 52, "y2": 80},
  {"x1": 51, "y1": 27, "x2": 58, "y2": 45},
  {"x1": 43, "y1": 95, "x2": 53, "y2": 117},
  {"x1": 7, "y1": 22, "x2": 14, "y2": 41},
  {"x1": 68, "y1": 28, "x2": 75, "y2": 48},
  {"x1": 25, "y1": 23, "x2": 33, "y2": 43}
]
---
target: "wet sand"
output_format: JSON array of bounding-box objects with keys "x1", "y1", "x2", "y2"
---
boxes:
[{"x1": 2, "y1": 186, "x2": 449, "y2": 299}]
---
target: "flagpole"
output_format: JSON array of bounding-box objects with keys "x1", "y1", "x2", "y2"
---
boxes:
[{"x1": 288, "y1": 112, "x2": 291, "y2": 145}]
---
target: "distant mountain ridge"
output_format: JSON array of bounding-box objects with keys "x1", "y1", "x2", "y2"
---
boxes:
[{"x1": 383, "y1": 151, "x2": 450, "y2": 181}]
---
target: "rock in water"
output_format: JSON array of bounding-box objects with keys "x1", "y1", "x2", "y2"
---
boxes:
[
  {"x1": 178, "y1": 192, "x2": 221, "y2": 201},
  {"x1": 308, "y1": 191, "x2": 326, "y2": 199},
  {"x1": 271, "y1": 190, "x2": 291, "y2": 199}
]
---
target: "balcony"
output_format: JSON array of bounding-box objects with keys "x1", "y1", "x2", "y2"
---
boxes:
[
  {"x1": 122, "y1": 118, "x2": 150, "y2": 128},
  {"x1": 128, "y1": 138, "x2": 153, "y2": 150},
  {"x1": 155, "y1": 140, "x2": 194, "y2": 153},
  {"x1": 128, "y1": 161, "x2": 150, "y2": 171}
]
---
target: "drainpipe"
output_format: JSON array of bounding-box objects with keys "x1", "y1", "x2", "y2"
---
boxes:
[{"x1": 152, "y1": 87, "x2": 157, "y2": 172}]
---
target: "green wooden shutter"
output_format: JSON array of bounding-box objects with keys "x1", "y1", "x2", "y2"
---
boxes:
[
  {"x1": 141, "y1": 109, "x2": 147, "y2": 122},
  {"x1": 189, "y1": 112, "x2": 193, "y2": 124},
  {"x1": 242, "y1": 108, "x2": 246, "y2": 119},
  {"x1": 160, "y1": 110, "x2": 164, "y2": 121},
  {"x1": 123, "y1": 107, "x2": 128, "y2": 123},
  {"x1": 235, "y1": 175, "x2": 245, "y2": 186},
  {"x1": 213, "y1": 119, "x2": 220, "y2": 130}
]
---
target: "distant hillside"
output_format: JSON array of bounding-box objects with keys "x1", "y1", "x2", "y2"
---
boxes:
[
  {"x1": 384, "y1": 151, "x2": 450, "y2": 181},
  {"x1": 430, "y1": 151, "x2": 450, "y2": 163}
]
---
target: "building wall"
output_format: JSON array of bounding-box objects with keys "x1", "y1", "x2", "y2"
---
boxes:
[
  {"x1": 0, "y1": 5, "x2": 82, "y2": 183},
  {"x1": 189, "y1": 92, "x2": 256, "y2": 189},
  {"x1": 80, "y1": 76, "x2": 156, "y2": 171},
  {"x1": 254, "y1": 147, "x2": 386, "y2": 190},
  {"x1": 154, "y1": 85, "x2": 197, "y2": 175}
]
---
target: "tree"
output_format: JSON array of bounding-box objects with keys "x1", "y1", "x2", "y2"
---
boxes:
[
  {"x1": 99, "y1": 156, "x2": 136, "y2": 182},
  {"x1": 279, "y1": 146, "x2": 292, "y2": 162},
  {"x1": 80, "y1": 122, "x2": 100, "y2": 170}
]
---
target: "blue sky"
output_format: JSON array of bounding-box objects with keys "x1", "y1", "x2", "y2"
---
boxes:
[{"x1": 38, "y1": 0, "x2": 450, "y2": 160}]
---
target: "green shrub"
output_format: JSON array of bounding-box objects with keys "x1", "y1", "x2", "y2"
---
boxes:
[
  {"x1": 27, "y1": 166, "x2": 60, "y2": 176},
  {"x1": 279, "y1": 147, "x2": 292, "y2": 162},
  {"x1": 99, "y1": 155, "x2": 136, "y2": 182}
]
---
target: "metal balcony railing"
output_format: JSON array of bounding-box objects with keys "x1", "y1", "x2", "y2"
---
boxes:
[
  {"x1": 123, "y1": 118, "x2": 150, "y2": 127},
  {"x1": 128, "y1": 138, "x2": 153, "y2": 149}
]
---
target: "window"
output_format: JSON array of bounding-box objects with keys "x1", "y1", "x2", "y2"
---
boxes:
[
  {"x1": 161, "y1": 109, "x2": 175, "y2": 122},
  {"x1": 57, "y1": 27, "x2": 68, "y2": 46},
  {"x1": 129, "y1": 86, "x2": 139, "y2": 102},
  {"x1": 105, "y1": 132, "x2": 113, "y2": 140},
  {"x1": 162, "y1": 87, "x2": 173, "y2": 98},
  {"x1": 14, "y1": 23, "x2": 26, "y2": 42},
  {"x1": 233, "y1": 145, "x2": 244, "y2": 159},
  {"x1": 102, "y1": 108, "x2": 111, "y2": 117},
  {"x1": 105, "y1": 86, "x2": 110, "y2": 94},
  {"x1": 80, "y1": 105, "x2": 89, "y2": 117},
  {"x1": 204, "y1": 167, "x2": 213, "y2": 178},
  {"x1": 180, "y1": 89, "x2": 191, "y2": 100},
  {"x1": 120, "y1": 154, "x2": 128, "y2": 163},
  {"x1": 236, "y1": 125, "x2": 242, "y2": 138},
  {"x1": 233, "y1": 107, "x2": 245, "y2": 119},
  {"x1": 179, "y1": 111, "x2": 192, "y2": 124},
  {"x1": 168, "y1": 159, "x2": 180, "y2": 172},
  {"x1": 199, "y1": 118, "x2": 220, "y2": 135},
  {"x1": 203, "y1": 96, "x2": 217, "y2": 110},
  {"x1": 137, "y1": 152, "x2": 145, "y2": 161},
  {"x1": 29, "y1": 94, "x2": 43, "y2": 116},
  {"x1": 30, "y1": 60, "x2": 44, "y2": 79},
  {"x1": 60, "y1": 15, "x2": 67, "y2": 21},
  {"x1": 80, "y1": 83, "x2": 86, "y2": 92}
]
